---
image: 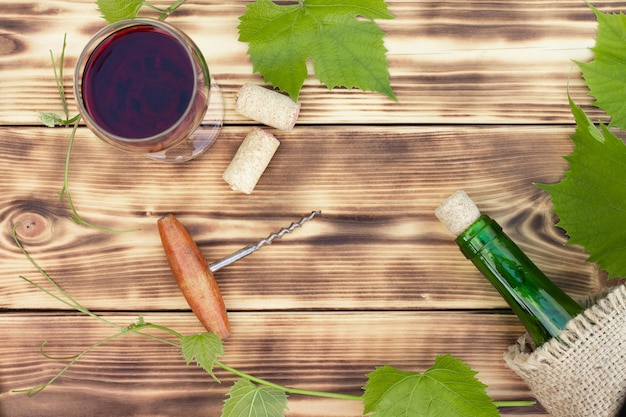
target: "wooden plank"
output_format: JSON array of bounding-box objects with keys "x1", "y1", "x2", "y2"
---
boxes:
[
  {"x1": 2, "y1": 0, "x2": 625, "y2": 125},
  {"x1": 0, "y1": 312, "x2": 547, "y2": 417},
  {"x1": 0, "y1": 125, "x2": 599, "y2": 312},
  {"x1": 4, "y1": 3, "x2": 624, "y2": 414}
]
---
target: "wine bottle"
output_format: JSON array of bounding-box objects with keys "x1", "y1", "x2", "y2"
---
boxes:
[{"x1": 435, "y1": 191, "x2": 584, "y2": 346}]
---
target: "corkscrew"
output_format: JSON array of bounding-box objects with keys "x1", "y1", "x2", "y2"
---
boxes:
[
  {"x1": 157, "y1": 210, "x2": 322, "y2": 338},
  {"x1": 208, "y1": 210, "x2": 321, "y2": 272}
]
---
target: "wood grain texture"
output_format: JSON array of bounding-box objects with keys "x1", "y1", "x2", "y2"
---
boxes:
[
  {"x1": 0, "y1": 312, "x2": 542, "y2": 417},
  {"x1": 0, "y1": 125, "x2": 598, "y2": 312},
  {"x1": 4, "y1": 1, "x2": 625, "y2": 416},
  {"x1": 2, "y1": 0, "x2": 626, "y2": 125}
]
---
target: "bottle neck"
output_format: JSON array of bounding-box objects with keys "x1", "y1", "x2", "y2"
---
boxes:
[{"x1": 456, "y1": 215, "x2": 584, "y2": 346}]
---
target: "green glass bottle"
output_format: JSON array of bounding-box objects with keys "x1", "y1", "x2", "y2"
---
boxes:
[{"x1": 436, "y1": 191, "x2": 584, "y2": 347}]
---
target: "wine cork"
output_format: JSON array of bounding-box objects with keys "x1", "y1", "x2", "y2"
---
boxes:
[
  {"x1": 222, "y1": 127, "x2": 280, "y2": 194},
  {"x1": 235, "y1": 84, "x2": 300, "y2": 131},
  {"x1": 435, "y1": 190, "x2": 482, "y2": 236}
]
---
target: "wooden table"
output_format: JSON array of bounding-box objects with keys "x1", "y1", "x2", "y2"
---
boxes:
[{"x1": 2, "y1": 1, "x2": 623, "y2": 416}]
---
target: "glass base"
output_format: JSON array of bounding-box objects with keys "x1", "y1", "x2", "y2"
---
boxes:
[{"x1": 146, "y1": 75, "x2": 224, "y2": 163}]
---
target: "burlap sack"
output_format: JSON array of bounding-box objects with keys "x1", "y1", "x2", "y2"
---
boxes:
[{"x1": 504, "y1": 284, "x2": 626, "y2": 417}]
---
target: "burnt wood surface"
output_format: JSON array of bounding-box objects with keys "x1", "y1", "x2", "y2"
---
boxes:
[{"x1": 3, "y1": 1, "x2": 625, "y2": 416}]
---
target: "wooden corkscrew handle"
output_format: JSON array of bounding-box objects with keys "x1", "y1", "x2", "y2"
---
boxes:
[
  {"x1": 157, "y1": 211, "x2": 320, "y2": 340},
  {"x1": 158, "y1": 214, "x2": 231, "y2": 339}
]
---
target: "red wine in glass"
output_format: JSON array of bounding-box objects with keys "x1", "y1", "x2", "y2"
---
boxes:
[{"x1": 75, "y1": 19, "x2": 222, "y2": 162}]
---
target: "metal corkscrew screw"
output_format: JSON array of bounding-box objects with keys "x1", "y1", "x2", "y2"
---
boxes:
[{"x1": 208, "y1": 210, "x2": 321, "y2": 273}]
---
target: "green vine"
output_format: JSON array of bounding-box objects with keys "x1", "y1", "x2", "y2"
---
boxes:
[
  {"x1": 12, "y1": 225, "x2": 533, "y2": 413},
  {"x1": 39, "y1": 35, "x2": 139, "y2": 234}
]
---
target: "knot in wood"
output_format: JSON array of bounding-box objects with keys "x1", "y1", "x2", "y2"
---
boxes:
[
  {"x1": 13, "y1": 212, "x2": 53, "y2": 243},
  {"x1": 0, "y1": 35, "x2": 18, "y2": 55}
]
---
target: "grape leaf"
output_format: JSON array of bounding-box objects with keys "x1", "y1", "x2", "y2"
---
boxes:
[
  {"x1": 181, "y1": 333, "x2": 224, "y2": 381},
  {"x1": 362, "y1": 355, "x2": 500, "y2": 417},
  {"x1": 537, "y1": 97, "x2": 626, "y2": 279},
  {"x1": 96, "y1": 0, "x2": 143, "y2": 23},
  {"x1": 38, "y1": 112, "x2": 64, "y2": 127},
  {"x1": 238, "y1": 0, "x2": 396, "y2": 102},
  {"x1": 576, "y1": 5, "x2": 626, "y2": 129},
  {"x1": 221, "y1": 379, "x2": 288, "y2": 417}
]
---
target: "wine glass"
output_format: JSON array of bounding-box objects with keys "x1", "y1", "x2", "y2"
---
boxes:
[{"x1": 74, "y1": 18, "x2": 223, "y2": 162}]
